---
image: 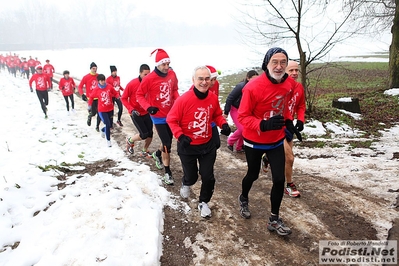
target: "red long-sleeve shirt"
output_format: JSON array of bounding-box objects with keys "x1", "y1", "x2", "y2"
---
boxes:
[
  {"x1": 106, "y1": 75, "x2": 124, "y2": 97},
  {"x1": 43, "y1": 63, "x2": 55, "y2": 77},
  {"x1": 288, "y1": 82, "x2": 306, "y2": 122},
  {"x1": 29, "y1": 73, "x2": 50, "y2": 91},
  {"x1": 167, "y1": 88, "x2": 226, "y2": 145},
  {"x1": 121, "y1": 76, "x2": 147, "y2": 116},
  {"x1": 88, "y1": 84, "x2": 119, "y2": 112},
  {"x1": 27, "y1": 59, "x2": 36, "y2": 67},
  {"x1": 78, "y1": 73, "x2": 98, "y2": 98},
  {"x1": 238, "y1": 73, "x2": 295, "y2": 145},
  {"x1": 59, "y1": 77, "x2": 76, "y2": 96},
  {"x1": 136, "y1": 69, "x2": 179, "y2": 119},
  {"x1": 209, "y1": 80, "x2": 219, "y2": 96}
]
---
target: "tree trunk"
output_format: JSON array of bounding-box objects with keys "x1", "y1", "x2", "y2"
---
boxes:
[{"x1": 389, "y1": 0, "x2": 399, "y2": 89}]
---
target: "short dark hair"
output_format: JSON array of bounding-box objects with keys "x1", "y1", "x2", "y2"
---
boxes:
[
  {"x1": 63, "y1": 70, "x2": 70, "y2": 75},
  {"x1": 246, "y1": 70, "x2": 259, "y2": 80},
  {"x1": 97, "y1": 74, "x2": 106, "y2": 81},
  {"x1": 139, "y1": 64, "x2": 150, "y2": 73}
]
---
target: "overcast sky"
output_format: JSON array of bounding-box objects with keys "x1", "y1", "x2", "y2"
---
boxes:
[{"x1": 2, "y1": 0, "x2": 240, "y2": 26}]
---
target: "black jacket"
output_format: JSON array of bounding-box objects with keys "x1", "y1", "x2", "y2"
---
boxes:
[{"x1": 224, "y1": 80, "x2": 247, "y2": 115}]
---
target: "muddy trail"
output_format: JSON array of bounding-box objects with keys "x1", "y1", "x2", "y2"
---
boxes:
[{"x1": 105, "y1": 113, "x2": 398, "y2": 266}]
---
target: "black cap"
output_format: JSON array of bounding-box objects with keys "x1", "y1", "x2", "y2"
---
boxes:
[
  {"x1": 261, "y1": 47, "x2": 288, "y2": 71},
  {"x1": 110, "y1": 65, "x2": 117, "y2": 72},
  {"x1": 90, "y1": 62, "x2": 97, "y2": 69}
]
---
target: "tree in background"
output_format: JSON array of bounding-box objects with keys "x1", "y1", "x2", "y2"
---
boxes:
[{"x1": 237, "y1": 0, "x2": 385, "y2": 113}]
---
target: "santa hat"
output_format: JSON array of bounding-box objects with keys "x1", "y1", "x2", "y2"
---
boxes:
[
  {"x1": 151, "y1": 48, "x2": 170, "y2": 66},
  {"x1": 110, "y1": 65, "x2": 117, "y2": 72},
  {"x1": 206, "y1": 65, "x2": 218, "y2": 79},
  {"x1": 35, "y1": 65, "x2": 43, "y2": 70}
]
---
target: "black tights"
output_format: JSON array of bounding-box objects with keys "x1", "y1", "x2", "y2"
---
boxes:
[
  {"x1": 241, "y1": 144, "x2": 285, "y2": 216},
  {"x1": 63, "y1": 94, "x2": 75, "y2": 111},
  {"x1": 36, "y1": 90, "x2": 49, "y2": 115}
]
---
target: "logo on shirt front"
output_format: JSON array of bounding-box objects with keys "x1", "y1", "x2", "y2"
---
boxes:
[
  {"x1": 100, "y1": 91, "x2": 112, "y2": 106},
  {"x1": 37, "y1": 76, "x2": 46, "y2": 89},
  {"x1": 188, "y1": 106, "x2": 212, "y2": 139},
  {"x1": 90, "y1": 80, "x2": 98, "y2": 91},
  {"x1": 264, "y1": 95, "x2": 285, "y2": 119},
  {"x1": 158, "y1": 80, "x2": 173, "y2": 108}
]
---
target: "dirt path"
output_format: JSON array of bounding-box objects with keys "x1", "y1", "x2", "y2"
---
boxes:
[{"x1": 106, "y1": 113, "x2": 398, "y2": 266}]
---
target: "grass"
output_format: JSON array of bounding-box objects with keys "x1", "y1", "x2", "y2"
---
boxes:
[{"x1": 218, "y1": 62, "x2": 399, "y2": 138}]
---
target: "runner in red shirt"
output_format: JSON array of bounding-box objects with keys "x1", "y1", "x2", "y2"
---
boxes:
[
  {"x1": 237, "y1": 47, "x2": 301, "y2": 236},
  {"x1": 29, "y1": 65, "x2": 51, "y2": 118},
  {"x1": 27, "y1": 56, "x2": 36, "y2": 75},
  {"x1": 136, "y1": 48, "x2": 180, "y2": 185},
  {"x1": 58, "y1": 70, "x2": 77, "y2": 113},
  {"x1": 167, "y1": 65, "x2": 231, "y2": 218},
  {"x1": 43, "y1": 59, "x2": 55, "y2": 90},
  {"x1": 88, "y1": 74, "x2": 119, "y2": 147},
  {"x1": 122, "y1": 64, "x2": 153, "y2": 156},
  {"x1": 20, "y1": 58, "x2": 30, "y2": 79},
  {"x1": 106, "y1": 65, "x2": 124, "y2": 126},
  {"x1": 78, "y1": 62, "x2": 101, "y2": 131}
]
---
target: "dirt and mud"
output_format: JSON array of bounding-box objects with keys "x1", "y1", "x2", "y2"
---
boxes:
[{"x1": 93, "y1": 113, "x2": 399, "y2": 266}]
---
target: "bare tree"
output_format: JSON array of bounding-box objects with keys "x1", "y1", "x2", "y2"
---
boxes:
[{"x1": 237, "y1": 0, "x2": 379, "y2": 113}]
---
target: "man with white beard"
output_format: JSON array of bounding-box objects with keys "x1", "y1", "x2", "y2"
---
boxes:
[{"x1": 237, "y1": 47, "x2": 302, "y2": 236}]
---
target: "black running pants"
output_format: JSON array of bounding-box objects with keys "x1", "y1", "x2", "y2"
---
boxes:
[{"x1": 241, "y1": 144, "x2": 285, "y2": 216}]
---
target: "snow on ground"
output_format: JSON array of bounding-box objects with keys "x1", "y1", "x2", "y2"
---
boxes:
[{"x1": 0, "y1": 51, "x2": 398, "y2": 264}]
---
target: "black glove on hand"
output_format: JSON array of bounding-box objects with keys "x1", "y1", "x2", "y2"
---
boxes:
[
  {"x1": 81, "y1": 94, "x2": 88, "y2": 101},
  {"x1": 285, "y1": 119, "x2": 303, "y2": 141},
  {"x1": 220, "y1": 123, "x2": 231, "y2": 136},
  {"x1": 147, "y1": 106, "x2": 159, "y2": 115},
  {"x1": 260, "y1": 115, "x2": 285, "y2": 131},
  {"x1": 178, "y1": 134, "x2": 192, "y2": 148},
  {"x1": 295, "y1": 120, "x2": 304, "y2": 132}
]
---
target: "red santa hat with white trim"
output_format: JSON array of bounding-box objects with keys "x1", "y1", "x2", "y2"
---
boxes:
[
  {"x1": 151, "y1": 48, "x2": 170, "y2": 66},
  {"x1": 206, "y1": 65, "x2": 218, "y2": 79}
]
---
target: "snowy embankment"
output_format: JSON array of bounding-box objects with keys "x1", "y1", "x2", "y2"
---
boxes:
[{"x1": 0, "y1": 72, "x2": 174, "y2": 265}]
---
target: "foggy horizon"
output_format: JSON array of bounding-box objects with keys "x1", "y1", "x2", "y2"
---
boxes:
[{"x1": 0, "y1": 0, "x2": 241, "y2": 52}]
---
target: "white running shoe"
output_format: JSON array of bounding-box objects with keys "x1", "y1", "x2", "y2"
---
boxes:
[
  {"x1": 162, "y1": 173, "x2": 174, "y2": 185},
  {"x1": 107, "y1": 140, "x2": 112, "y2": 147},
  {"x1": 198, "y1": 202, "x2": 211, "y2": 218},
  {"x1": 180, "y1": 184, "x2": 190, "y2": 199}
]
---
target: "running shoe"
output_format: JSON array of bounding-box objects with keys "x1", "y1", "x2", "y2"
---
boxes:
[
  {"x1": 238, "y1": 195, "x2": 251, "y2": 219},
  {"x1": 267, "y1": 217, "x2": 292, "y2": 236},
  {"x1": 198, "y1": 202, "x2": 212, "y2": 218},
  {"x1": 126, "y1": 137, "x2": 134, "y2": 154},
  {"x1": 285, "y1": 183, "x2": 301, "y2": 198},
  {"x1": 152, "y1": 151, "x2": 164, "y2": 170}
]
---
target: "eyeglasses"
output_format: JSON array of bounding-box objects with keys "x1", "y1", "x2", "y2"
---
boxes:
[{"x1": 197, "y1": 77, "x2": 211, "y2": 82}]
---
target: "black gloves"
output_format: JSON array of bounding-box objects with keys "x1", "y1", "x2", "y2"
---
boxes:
[
  {"x1": 81, "y1": 94, "x2": 88, "y2": 101},
  {"x1": 285, "y1": 119, "x2": 302, "y2": 141},
  {"x1": 220, "y1": 124, "x2": 231, "y2": 136},
  {"x1": 178, "y1": 134, "x2": 192, "y2": 148},
  {"x1": 260, "y1": 115, "x2": 285, "y2": 131},
  {"x1": 295, "y1": 120, "x2": 304, "y2": 132},
  {"x1": 147, "y1": 106, "x2": 159, "y2": 115}
]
